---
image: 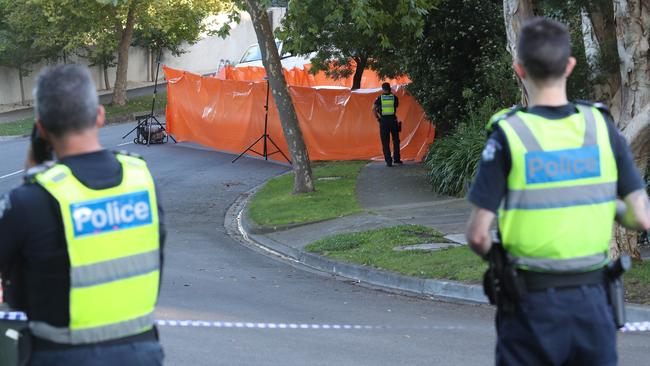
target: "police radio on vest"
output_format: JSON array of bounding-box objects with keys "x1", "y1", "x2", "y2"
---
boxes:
[{"x1": 71, "y1": 191, "x2": 153, "y2": 237}]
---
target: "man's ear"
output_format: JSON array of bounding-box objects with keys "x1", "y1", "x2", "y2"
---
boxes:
[
  {"x1": 35, "y1": 120, "x2": 50, "y2": 141},
  {"x1": 96, "y1": 105, "x2": 106, "y2": 128},
  {"x1": 513, "y1": 61, "x2": 526, "y2": 80},
  {"x1": 564, "y1": 56, "x2": 577, "y2": 78}
]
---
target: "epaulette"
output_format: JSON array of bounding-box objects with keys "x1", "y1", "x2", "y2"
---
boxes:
[
  {"x1": 113, "y1": 150, "x2": 144, "y2": 160},
  {"x1": 575, "y1": 100, "x2": 613, "y2": 119},
  {"x1": 23, "y1": 161, "x2": 55, "y2": 183},
  {"x1": 486, "y1": 105, "x2": 523, "y2": 133}
]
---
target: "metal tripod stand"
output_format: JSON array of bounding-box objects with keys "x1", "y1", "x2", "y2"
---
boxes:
[
  {"x1": 232, "y1": 79, "x2": 291, "y2": 163},
  {"x1": 122, "y1": 49, "x2": 176, "y2": 146}
]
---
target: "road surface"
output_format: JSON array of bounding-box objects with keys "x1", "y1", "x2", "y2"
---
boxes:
[{"x1": 0, "y1": 123, "x2": 647, "y2": 365}]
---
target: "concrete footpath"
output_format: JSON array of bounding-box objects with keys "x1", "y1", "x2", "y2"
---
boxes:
[{"x1": 238, "y1": 162, "x2": 650, "y2": 322}]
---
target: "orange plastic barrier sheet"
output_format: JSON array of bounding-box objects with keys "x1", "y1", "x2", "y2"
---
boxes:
[
  {"x1": 164, "y1": 66, "x2": 435, "y2": 162},
  {"x1": 217, "y1": 64, "x2": 412, "y2": 89}
]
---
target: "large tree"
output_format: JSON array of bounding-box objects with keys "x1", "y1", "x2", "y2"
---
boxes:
[
  {"x1": 276, "y1": 0, "x2": 434, "y2": 90},
  {"x1": 220, "y1": 0, "x2": 314, "y2": 193},
  {"x1": 133, "y1": 0, "x2": 223, "y2": 81},
  {"x1": 23, "y1": 0, "x2": 222, "y2": 105},
  {"x1": 0, "y1": 0, "x2": 54, "y2": 105},
  {"x1": 244, "y1": 0, "x2": 314, "y2": 193}
]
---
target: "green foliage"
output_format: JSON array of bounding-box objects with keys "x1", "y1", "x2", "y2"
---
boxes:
[
  {"x1": 248, "y1": 161, "x2": 366, "y2": 227},
  {"x1": 133, "y1": 0, "x2": 224, "y2": 57},
  {"x1": 275, "y1": 0, "x2": 435, "y2": 89},
  {"x1": 307, "y1": 225, "x2": 486, "y2": 282},
  {"x1": 424, "y1": 97, "x2": 502, "y2": 197},
  {"x1": 540, "y1": 1, "x2": 591, "y2": 100},
  {"x1": 625, "y1": 260, "x2": 650, "y2": 305},
  {"x1": 403, "y1": 0, "x2": 519, "y2": 136}
]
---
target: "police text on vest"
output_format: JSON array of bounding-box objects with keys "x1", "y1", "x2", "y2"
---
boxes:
[
  {"x1": 525, "y1": 146, "x2": 601, "y2": 184},
  {"x1": 70, "y1": 191, "x2": 153, "y2": 237}
]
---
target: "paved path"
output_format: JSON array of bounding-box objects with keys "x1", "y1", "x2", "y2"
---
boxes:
[
  {"x1": 1, "y1": 127, "x2": 648, "y2": 365},
  {"x1": 266, "y1": 162, "x2": 471, "y2": 251}
]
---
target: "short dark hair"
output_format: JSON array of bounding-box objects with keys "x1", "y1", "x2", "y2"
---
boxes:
[
  {"x1": 34, "y1": 65, "x2": 99, "y2": 137},
  {"x1": 517, "y1": 17, "x2": 571, "y2": 80},
  {"x1": 381, "y1": 82, "x2": 391, "y2": 92}
]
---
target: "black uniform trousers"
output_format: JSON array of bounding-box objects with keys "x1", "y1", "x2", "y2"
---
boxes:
[
  {"x1": 379, "y1": 117, "x2": 400, "y2": 165},
  {"x1": 496, "y1": 284, "x2": 616, "y2": 366}
]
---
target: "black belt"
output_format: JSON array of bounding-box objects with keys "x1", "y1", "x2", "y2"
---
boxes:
[
  {"x1": 520, "y1": 268, "x2": 606, "y2": 292},
  {"x1": 32, "y1": 327, "x2": 158, "y2": 351}
]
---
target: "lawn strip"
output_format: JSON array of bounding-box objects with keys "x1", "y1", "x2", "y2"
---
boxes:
[
  {"x1": 306, "y1": 224, "x2": 486, "y2": 282},
  {"x1": 0, "y1": 93, "x2": 168, "y2": 136},
  {"x1": 248, "y1": 161, "x2": 366, "y2": 228}
]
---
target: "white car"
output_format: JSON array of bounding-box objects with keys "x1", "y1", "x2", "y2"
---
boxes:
[{"x1": 236, "y1": 41, "x2": 313, "y2": 70}]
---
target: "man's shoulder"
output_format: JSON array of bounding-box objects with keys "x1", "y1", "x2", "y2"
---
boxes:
[
  {"x1": 575, "y1": 100, "x2": 614, "y2": 120},
  {"x1": 487, "y1": 105, "x2": 523, "y2": 132},
  {"x1": 2, "y1": 181, "x2": 51, "y2": 219},
  {"x1": 23, "y1": 161, "x2": 57, "y2": 183}
]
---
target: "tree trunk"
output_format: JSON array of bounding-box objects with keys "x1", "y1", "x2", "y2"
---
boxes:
[
  {"x1": 503, "y1": 0, "x2": 535, "y2": 106},
  {"x1": 111, "y1": 3, "x2": 137, "y2": 106},
  {"x1": 612, "y1": 0, "x2": 650, "y2": 260},
  {"x1": 104, "y1": 64, "x2": 111, "y2": 91},
  {"x1": 583, "y1": 2, "x2": 621, "y2": 115},
  {"x1": 243, "y1": 0, "x2": 314, "y2": 194},
  {"x1": 351, "y1": 57, "x2": 367, "y2": 90},
  {"x1": 614, "y1": 0, "x2": 650, "y2": 130},
  {"x1": 18, "y1": 68, "x2": 26, "y2": 106}
]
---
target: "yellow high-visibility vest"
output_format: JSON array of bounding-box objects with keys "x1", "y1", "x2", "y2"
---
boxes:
[
  {"x1": 381, "y1": 94, "x2": 396, "y2": 116},
  {"x1": 495, "y1": 105, "x2": 617, "y2": 272},
  {"x1": 32, "y1": 153, "x2": 160, "y2": 344}
]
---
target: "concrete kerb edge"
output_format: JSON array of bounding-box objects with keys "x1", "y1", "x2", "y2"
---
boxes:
[
  {"x1": 232, "y1": 180, "x2": 491, "y2": 305},
  {"x1": 228, "y1": 175, "x2": 650, "y2": 322}
]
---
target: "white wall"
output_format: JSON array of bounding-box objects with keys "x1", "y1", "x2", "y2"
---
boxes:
[{"x1": 0, "y1": 8, "x2": 286, "y2": 106}]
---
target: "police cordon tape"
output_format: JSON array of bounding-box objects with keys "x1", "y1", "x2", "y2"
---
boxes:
[{"x1": 0, "y1": 311, "x2": 648, "y2": 332}]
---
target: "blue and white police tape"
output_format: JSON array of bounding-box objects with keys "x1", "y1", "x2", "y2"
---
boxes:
[{"x1": 1, "y1": 311, "x2": 648, "y2": 332}]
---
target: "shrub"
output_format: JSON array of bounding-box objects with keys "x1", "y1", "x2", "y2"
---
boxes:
[
  {"x1": 404, "y1": 0, "x2": 516, "y2": 137},
  {"x1": 425, "y1": 97, "x2": 502, "y2": 196}
]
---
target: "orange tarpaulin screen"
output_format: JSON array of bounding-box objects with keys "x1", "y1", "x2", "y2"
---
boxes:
[
  {"x1": 217, "y1": 64, "x2": 412, "y2": 89},
  {"x1": 164, "y1": 66, "x2": 435, "y2": 162}
]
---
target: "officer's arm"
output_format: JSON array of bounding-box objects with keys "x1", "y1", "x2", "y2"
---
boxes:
[
  {"x1": 616, "y1": 190, "x2": 650, "y2": 230},
  {"x1": 466, "y1": 205, "x2": 495, "y2": 257},
  {"x1": 371, "y1": 104, "x2": 380, "y2": 120}
]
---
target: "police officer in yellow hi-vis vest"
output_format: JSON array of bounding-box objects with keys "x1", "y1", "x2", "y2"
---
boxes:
[
  {"x1": 373, "y1": 82, "x2": 402, "y2": 167},
  {"x1": 0, "y1": 65, "x2": 165, "y2": 365},
  {"x1": 466, "y1": 18, "x2": 650, "y2": 365}
]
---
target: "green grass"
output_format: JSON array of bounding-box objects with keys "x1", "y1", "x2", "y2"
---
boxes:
[
  {"x1": 0, "y1": 93, "x2": 167, "y2": 136},
  {"x1": 248, "y1": 161, "x2": 367, "y2": 227},
  {"x1": 306, "y1": 224, "x2": 487, "y2": 282},
  {"x1": 625, "y1": 260, "x2": 650, "y2": 305},
  {"x1": 307, "y1": 224, "x2": 650, "y2": 304},
  {"x1": 0, "y1": 117, "x2": 34, "y2": 136},
  {"x1": 103, "y1": 92, "x2": 167, "y2": 119}
]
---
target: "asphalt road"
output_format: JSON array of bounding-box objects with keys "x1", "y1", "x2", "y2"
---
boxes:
[
  {"x1": 0, "y1": 123, "x2": 648, "y2": 365},
  {"x1": 0, "y1": 83, "x2": 167, "y2": 123}
]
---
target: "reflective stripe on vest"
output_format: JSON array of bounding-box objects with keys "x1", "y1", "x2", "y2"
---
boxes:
[
  {"x1": 510, "y1": 253, "x2": 608, "y2": 273},
  {"x1": 497, "y1": 105, "x2": 617, "y2": 272},
  {"x1": 381, "y1": 94, "x2": 395, "y2": 115},
  {"x1": 33, "y1": 154, "x2": 160, "y2": 344}
]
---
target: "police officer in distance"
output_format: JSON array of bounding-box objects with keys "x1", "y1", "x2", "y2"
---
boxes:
[
  {"x1": 465, "y1": 18, "x2": 650, "y2": 365},
  {"x1": 0, "y1": 65, "x2": 165, "y2": 365},
  {"x1": 372, "y1": 82, "x2": 402, "y2": 167}
]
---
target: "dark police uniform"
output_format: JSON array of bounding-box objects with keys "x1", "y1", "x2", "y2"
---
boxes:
[
  {"x1": 374, "y1": 92, "x2": 401, "y2": 166},
  {"x1": 0, "y1": 150, "x2": 165, "y2": 364},
  {"x1": 469, "y1": 103, "x2": 644, "y2": 365}
]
